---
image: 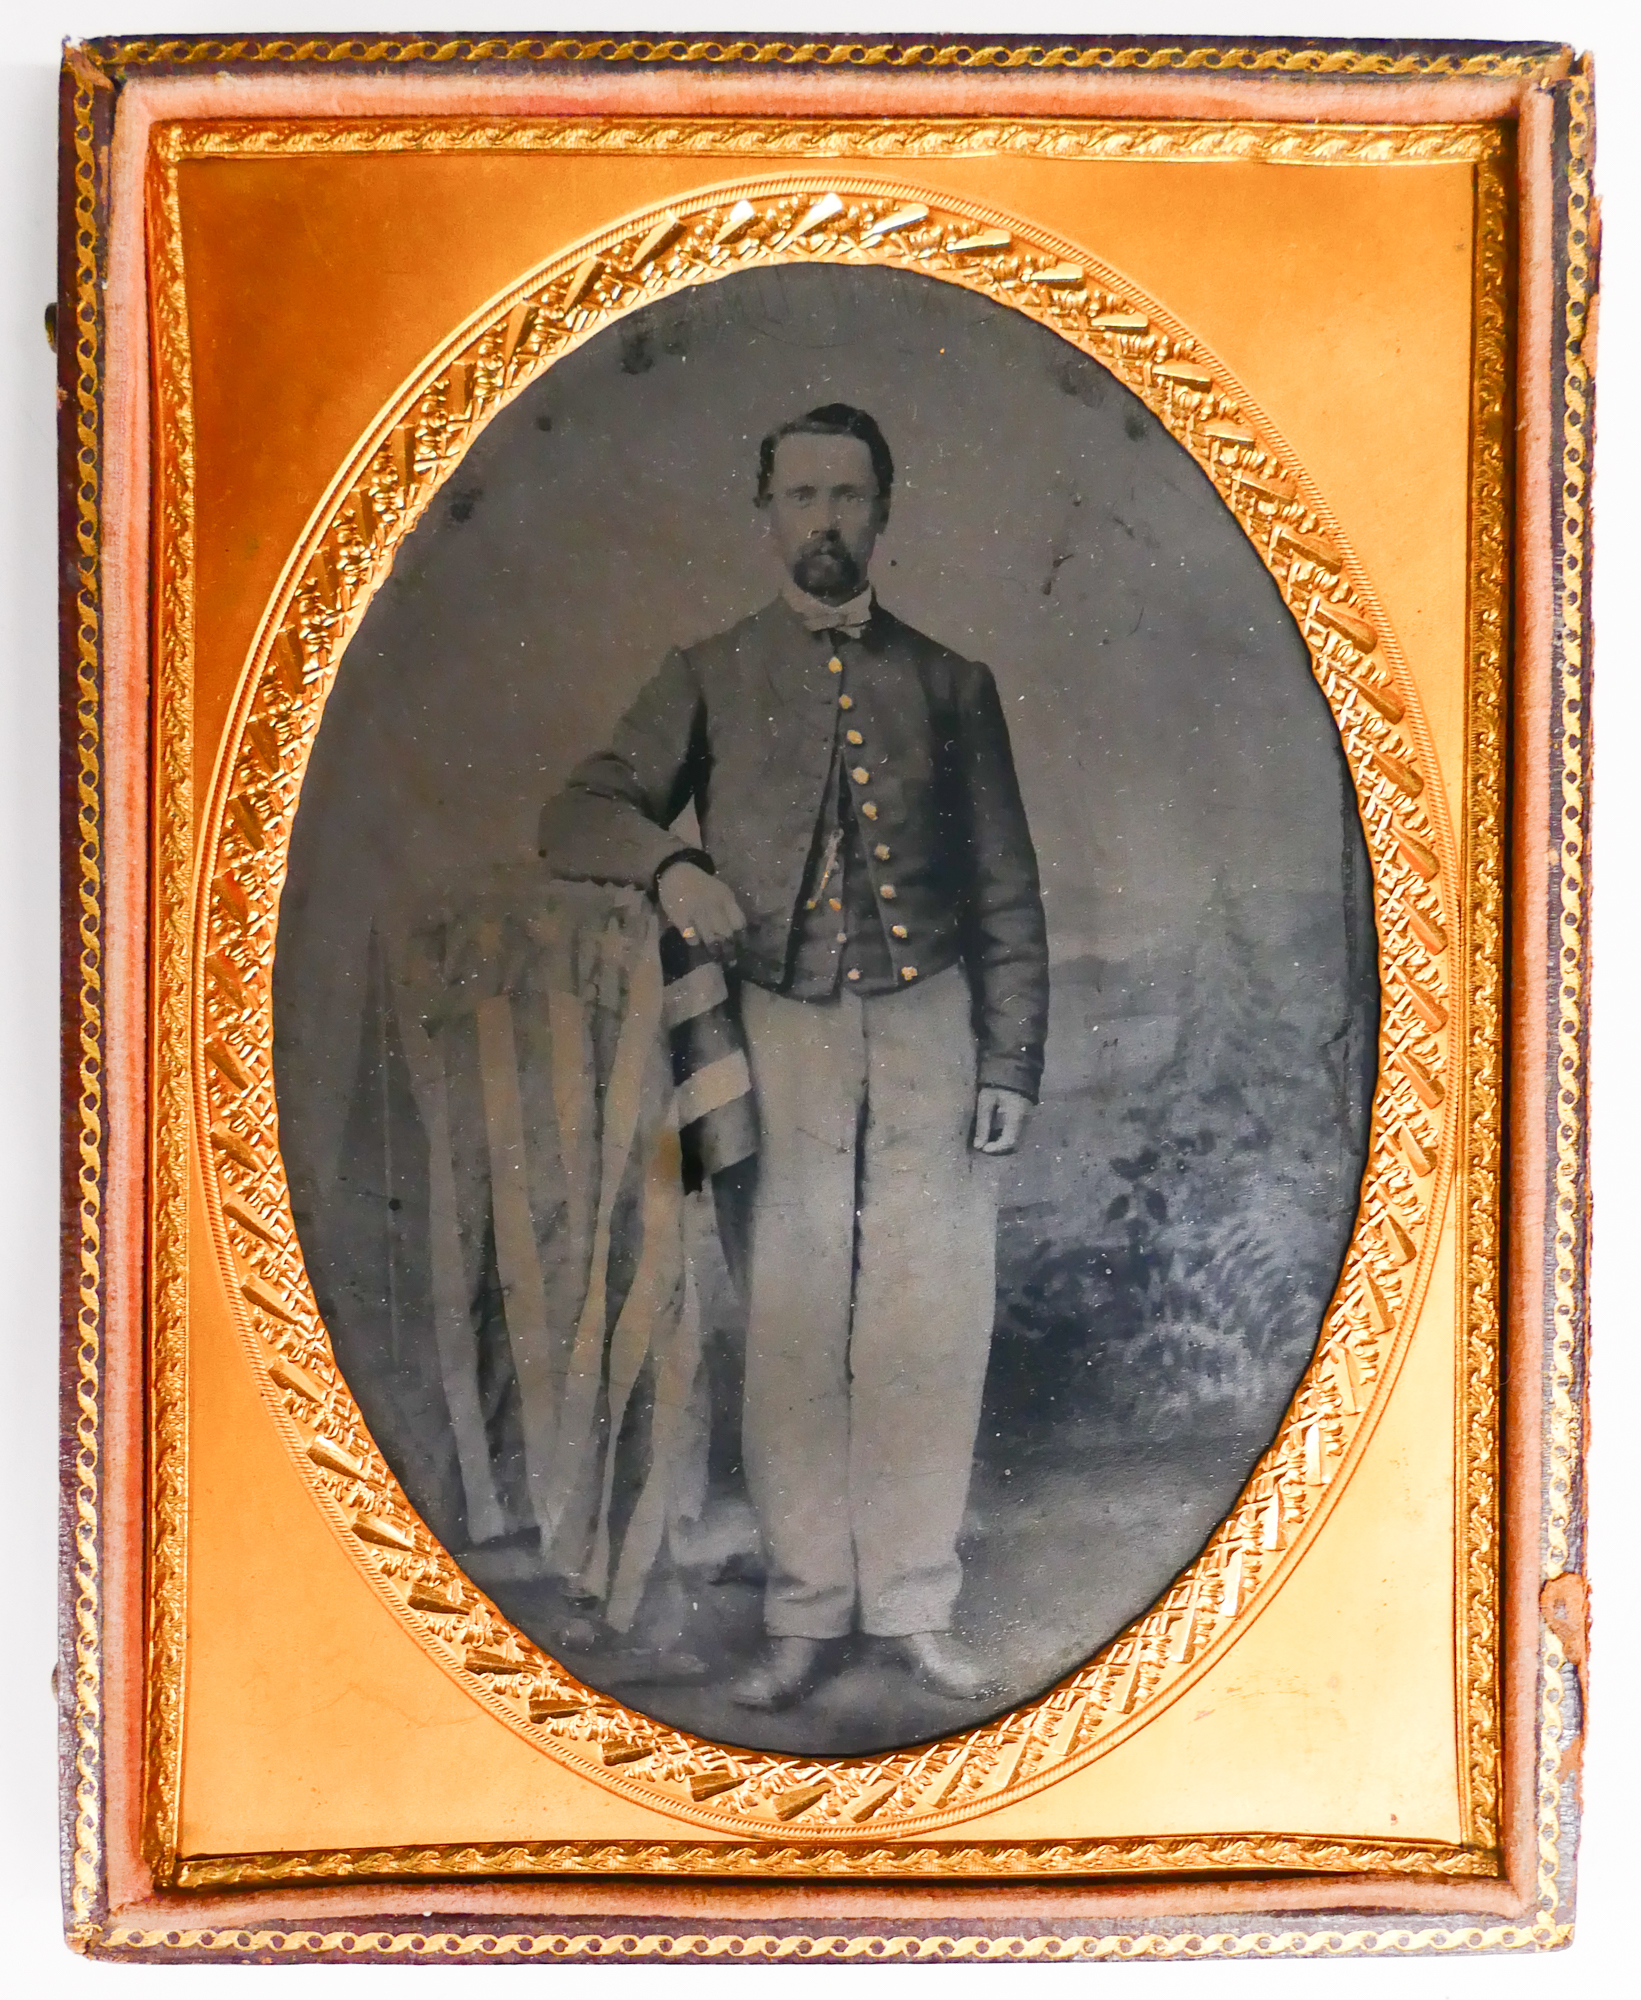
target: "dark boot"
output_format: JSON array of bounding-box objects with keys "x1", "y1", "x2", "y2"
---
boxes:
[
  {"x1": 882, "y1": 1631, "x2": 999, "y2": 1702},
  {"x1": 727, "y1": 1635, "x2": 835, "y2": 1711}
]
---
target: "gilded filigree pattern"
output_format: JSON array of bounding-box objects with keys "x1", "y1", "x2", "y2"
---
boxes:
[
  {"x1": 1548, "y1": 72, "x2": 1592, "y2": 1591},
  {"x1": 1535, "y1": 64, "x2": 1594, "y2": 1930},
  {"x1": 97, "y1": 34, "x2": 1558, "y2": 79},
  {"x1": 94, "y1": 1919, "x2": 1577, "y2": 1962},
  {"x1": 65, "y1": 52, "x2": 109, "y2": 1953},
  {"x1": 140, "y1": 121, "x2": 196, "y2": 1881},
  {"x1": 171, "y1": 115, "x2": 1496, "y2": 166},
  {"x1": 1454, "y1": 132, "x2": 1512, "y2": 1850},
  {"x1": 171, "y1": 1833, "x2": 1487, "y2": 1891},
  {"x1": 146, "y1": 139, "x2": 1488, "y2": 1859}
]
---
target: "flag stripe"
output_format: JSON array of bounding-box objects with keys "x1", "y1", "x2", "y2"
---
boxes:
[
  {"x1": 660, "y1": 959, "x2": 728, "y2": 1029},
  {"x1": 667, "y1": 1004, "x2": 746, "y2": 1083},
  {"x1": 674, "y1": 1050, "x2": 753, "y2": 1128}
]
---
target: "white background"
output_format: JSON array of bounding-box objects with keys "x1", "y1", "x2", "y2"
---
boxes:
[{"x1": 2, "y1": 4, "x2": 1634, "y2": 1993}]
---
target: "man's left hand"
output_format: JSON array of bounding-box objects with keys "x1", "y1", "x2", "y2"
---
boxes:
[{"x1": 973, "y1": 1087, "x2": 1032, "y2": 1155}]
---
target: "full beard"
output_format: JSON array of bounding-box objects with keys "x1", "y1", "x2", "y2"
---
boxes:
[{"x1": 790, "y1": 534, "x2": 865, "y2": 603}]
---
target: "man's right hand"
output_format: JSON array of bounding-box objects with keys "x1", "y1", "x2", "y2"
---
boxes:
[{"x1": 658, "y1": 862, "x2": 747, "y2": 954}]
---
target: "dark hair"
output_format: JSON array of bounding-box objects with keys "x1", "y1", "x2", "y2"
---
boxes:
[{"x1": 756, "y1": 404, "x2": 894, "y2": 505}]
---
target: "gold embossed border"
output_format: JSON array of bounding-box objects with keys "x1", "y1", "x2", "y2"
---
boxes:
[
  {"x1": 1455, "y1": 125, "x2": 1512, "y2": 1851},
  {"x1": 155, "y1": 135, "x2": 1473, "y2": 1866},
  {"x1": 92, "y1": 1906, "x2": 1578, "y2": 1964},
  {"x1": 1535, "y1": 58, "x2": 1595, "y2": 1936},
  {"x1": 141, "y1": 100, "x2": 196, "y2": 1886},
  {"x1": 138, "y1": 119, "x2": 1496, "y2": 1880},
  {"x1": 171, "y1": 114, "x2": 1499, "y2": 165},
  {"x1": 62, "y1": 50, "x2": 111, "y2": 1953},
  {"x1": 1548, "y1": 72, "x2": 1592, "y2": 1618},
  {"x1": 90, "y1": 33, "x2": 1562, "y2": 81},
  {"x1": 169, "y1": 1832, "x2": 1486, "y2": 1893}
]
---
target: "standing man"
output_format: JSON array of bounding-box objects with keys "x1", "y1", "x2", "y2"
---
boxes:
[{"x1": 540, "y1": 404, "x2": 1048, "y2": 1710}]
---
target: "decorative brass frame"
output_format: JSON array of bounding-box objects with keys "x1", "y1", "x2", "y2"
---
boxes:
[
  {"x1": 85, "y1": 32, "x2": 1565, "y2": 78},
  {"x1": 148, "y1": 121, "x2": 1490, "y2": 1875},
  {"x1": 63, "y1": 52, "x2": 108, "y2": 1953},
  {"x1": 56, "y1": 32, "x2": 1592, "y2": 1963}
]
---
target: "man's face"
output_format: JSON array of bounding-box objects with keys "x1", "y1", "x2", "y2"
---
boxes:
[{"x1": 763, "y1": 432, "x2": 888, "y2": 603}]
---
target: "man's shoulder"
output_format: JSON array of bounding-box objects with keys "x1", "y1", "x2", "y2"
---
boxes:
[
  {"x1": 872, "y1": 605, "x2": 992, "y2": 693},
  {"x1": 675, "y1": 598, "x2": 793, "y2": 672}
]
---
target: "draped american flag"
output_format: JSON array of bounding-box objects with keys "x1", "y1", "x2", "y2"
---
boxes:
[
  {"x1": 659, "y1": 923, "x2": 758, "y2": 1191},
  {"x1": 388, "y1": 876, "x2": 754, "y2": 1631}
]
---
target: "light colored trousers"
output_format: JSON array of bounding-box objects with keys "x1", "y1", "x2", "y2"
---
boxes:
[{"x1": 738, "y1": 968, "x2": 1001, "y2": 1639}]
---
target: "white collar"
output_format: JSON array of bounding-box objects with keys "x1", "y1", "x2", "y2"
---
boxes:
[{"x1": 779, "y1": 576, "x2": 876, "y2": 635}]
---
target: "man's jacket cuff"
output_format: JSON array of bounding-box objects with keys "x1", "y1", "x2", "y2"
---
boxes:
[
  {"x1": 978, "y1": 1055, "x2": 1041, "y2": 1103},
  {"x1": 652, "y1": 846, "x2": 715, "y2": 898}
]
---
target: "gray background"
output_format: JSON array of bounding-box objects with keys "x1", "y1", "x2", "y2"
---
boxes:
[{"x1": 276, "y1": 264, "x2": 1377, "y2": 1752}]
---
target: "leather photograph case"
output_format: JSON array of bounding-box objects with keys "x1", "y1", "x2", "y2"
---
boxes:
[{"x1": 57, "y1": 30, "x2": 1594, "y2": 1965}]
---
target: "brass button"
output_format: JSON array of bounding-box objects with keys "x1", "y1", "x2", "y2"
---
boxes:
[
  {"x1": 851, "y1": 766, "x2": 870, "y2": 785},
  {"x1": 827, "y1": 656, "x2": 844, "y2": 675},
  {"x1": 879, "y1": 884, "x2": 897, "y2": 900},
  {"x1": 835, "y1": 931, "x2": 848, "y2": 944},
  {"x1": 846, "y1": 967, "x2": 862, "y2": 982},
  {"x1": 891, "y1": 924, "x2": 908, "y2": 940},
  {"x1": 900, "y1": 966, "x2": 918, "y2": 982},
  {"x1": 845, "y1": 729, "x2": 864, "y2": 746},
  {"x1": 860, "y1": 802, "x2": 878, "y2": 820},
  {"x1": 828, "y1": 897, "x2": 841, "y2": 911},
  {"x1": 873, "y1": 843, "x2": 891, "y2": 860},
  {"x1": 838, "y1": 694, "x2": 854, "y2": 710}
]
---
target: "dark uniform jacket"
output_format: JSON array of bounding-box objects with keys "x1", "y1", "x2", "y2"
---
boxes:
[{"x1": 539, "y1": 595, "x2": 1050, "y2": 1101}]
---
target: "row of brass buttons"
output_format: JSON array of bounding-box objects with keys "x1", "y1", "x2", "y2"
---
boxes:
[{"x1": 828, "y1": 651, "x2": 916, "y2": 985}]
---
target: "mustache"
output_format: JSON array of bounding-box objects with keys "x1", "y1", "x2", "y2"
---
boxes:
[{"x1": 790, "y1": 536, "x2": 865, "y2": 596}]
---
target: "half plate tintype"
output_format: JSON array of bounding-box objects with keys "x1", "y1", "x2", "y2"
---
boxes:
[{"x1": 58, "y1": 31, "x2": 1594, "y2": 1966}]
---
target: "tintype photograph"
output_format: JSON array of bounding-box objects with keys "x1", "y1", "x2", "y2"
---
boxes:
[{"x1": 274, "y1": 262, "x2": 1378, "y2": 1757}]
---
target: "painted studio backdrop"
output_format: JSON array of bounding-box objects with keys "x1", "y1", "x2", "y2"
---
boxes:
[{"x1": 274, "y1": 264, "x2": 1378, "y2": 1756}]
